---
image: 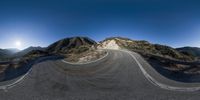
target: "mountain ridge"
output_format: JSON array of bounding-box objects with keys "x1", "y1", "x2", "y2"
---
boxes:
[
  {"x1": 0, "y1": 36, "x2": 199, "y2": 62},
  {"x1": 98, "y1": 37, "x2": 194, "y2": 61},
  {"x1": 176, "y1": 47, "x2": 200, "y2": 58},
  {"x1": 0, "y1": 36, "x2": 200, "y2": 82},
  {"x1": 46, "y1": 36, "x2": 96, "y2": 53}
]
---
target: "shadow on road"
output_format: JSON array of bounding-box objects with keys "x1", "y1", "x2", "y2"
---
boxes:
[
  {"x1": 149, "y1": 59, "x2": 200, "y2": 83},
  {"x1": 1, "y1": 56, "x2": 64, "y2": 82}
]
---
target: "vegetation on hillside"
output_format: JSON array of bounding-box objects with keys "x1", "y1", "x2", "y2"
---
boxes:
[
  {"x1": 103, "y1": 37, "x2": 194, "y2": 61},
  {"x1": 176, "y1": 47, "x2": 200, "y2": 60}
]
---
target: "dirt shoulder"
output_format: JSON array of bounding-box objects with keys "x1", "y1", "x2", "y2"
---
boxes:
[
  {"x1": 63, "y1": 49, "x2": 107, "y2": 64},
  {"x1": 137, "y1": 51, "x2": 200, "y2": 82}
]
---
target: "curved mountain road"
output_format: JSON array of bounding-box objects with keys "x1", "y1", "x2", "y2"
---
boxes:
[{"x1": 0, "y1": 50, "x2": 199, "y2": 100}]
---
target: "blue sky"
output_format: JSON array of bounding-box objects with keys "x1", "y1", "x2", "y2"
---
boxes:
[{"x1": 0, "y1": 0, "x2": 200, "y2": 49}]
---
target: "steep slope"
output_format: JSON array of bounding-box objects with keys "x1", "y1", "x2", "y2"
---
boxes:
[
  {"x1": 5, "y1": 48, "x2": 20, "y2": 54},
  {"x1": 176, "y1": 47, "x2": 200, "y2": 58},
  {"x1": 98, "y1": 37, "x2": 200, "y2": 79},
  {"x1": 23, "y1": 50, "x2": 49, "y2": 58},
  {"x1": 0, "y1": 48, "x2": 20, "y2": 57},
  {"x1": 0, "y1": 49, "x2": 20, "y2": 61},
  {"x1": 46, "y1": 37, "x2": 96, "y2": 53},
  {"x1": 0, "y1": 49, "x2": 10, "y2": 57},
  {"x1": 14, "y1": 46, "x2": 45, "y2": 57},
  {"x1": 46, "y1": 36, "x2": 107, "y2": 63},
  {"x1": 98, "y1": 37, "x2": 193, "y2": 61}
]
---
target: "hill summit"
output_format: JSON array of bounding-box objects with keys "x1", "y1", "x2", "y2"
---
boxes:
[
  {"x1": 98, "y1": 37, "x2": 193, "y2": 61},
  {"x1": 46, "y1": 37, "x2": 96, "y2": 53}
]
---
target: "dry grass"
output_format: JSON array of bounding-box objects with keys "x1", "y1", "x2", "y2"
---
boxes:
[
  {"x1": 141, "y1": 53, "x2": 200, "y2": 75},
  {"x1": 63, "y1": 50, "x2": 106, "y2": 63}
]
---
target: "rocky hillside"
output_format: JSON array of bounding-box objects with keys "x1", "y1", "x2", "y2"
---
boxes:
[
  {"x1": 0, "y1": 37, "x2": 97, "y2": 62},
  {"x1": 0, "y1": 49, "x2": 11, "y2": 58},
  {"x1": 98, "y1": 37, "x2": 193, "y2": 61},
  {"x1": 0, "y1": 49, "x2": 20, "y2": 61},
  {"x1": 47, "y1": 37, "x2": 96, "y2": 53},
  {"x1": 14, "y1": 46, "x2": 45, "y2": 57},
  {"x1": 1, "y1": 36, "x2": 200, "y2": 82},
  {"x1": 98, "y1": 37, "x2": 200, "y2": 80},
  {"x1": 176, "y1": 47, "x2": 200, "y2": 58},
  {"x1": 0, "y1": 36, "x2": 102, "y2": 81}
]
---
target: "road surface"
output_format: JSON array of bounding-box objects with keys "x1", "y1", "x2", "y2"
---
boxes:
[{"x1": 0, "y1": 50, "x2": 199, "y2": 100}]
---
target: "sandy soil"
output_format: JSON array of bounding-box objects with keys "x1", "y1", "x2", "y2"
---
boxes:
[{"x1": 63, "y1": 50, "x2": 107, "y2": 63}]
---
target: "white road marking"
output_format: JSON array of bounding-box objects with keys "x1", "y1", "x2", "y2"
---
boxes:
[
  {"x1": 1, "y1": 49, "x2": 200, "y2": 92},
  {"x1": 123, "y1": 50, "x2": 200, "y2": 92},
  {"x1": 0, "y1": 68, "x2": 31, "y2": 91},
  {"x1": 0, "y1": 56, "x2": 61, "y2": 91}
]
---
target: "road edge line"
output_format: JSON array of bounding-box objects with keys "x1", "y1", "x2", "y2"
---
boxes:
[
  {"x1": 61, "y1": 50, "x2": 109, "y2": 65},
  {"x1": 123, "y1": 50, "x2": 200, "y2": 92}
]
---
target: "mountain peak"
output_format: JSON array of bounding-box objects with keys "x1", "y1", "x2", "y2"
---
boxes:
[
  {"x1": 46, "y1": 36, "x2": 96, "y2": 53},
  {"x1": 98, "y1": 36, "x2": 193, "y2": 61}
]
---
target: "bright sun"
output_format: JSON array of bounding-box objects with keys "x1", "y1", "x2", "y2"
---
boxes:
[{"x1": 15, "y1": 41, "x2": 22, "y2": 49}]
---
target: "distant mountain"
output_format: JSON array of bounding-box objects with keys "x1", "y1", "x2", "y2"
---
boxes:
[
  {"x1": 176, "y1": 47, "x2": 200, "y2": 58},
  {"x1": 98, "y1": 37, "x2": 193, "y2": 61},
  {"x1": 0, "y1": 48, "x2": 20, "y2": 56},
  {"x1": 46, "y1": 36, "x2": 96, "y2": 53},
  {"x1": 0, "y1": 48, "x2": 20, "y2": 61},
  {"x1": 6, "y1": 48, "x2": 20, "y2": 53},
  {"x1": 15, "y1": 46, "x2": 45, "y2": 57},
  {"x1": 23, "y1": 50, "x2": 49, "y2": 58},
  {"x1": 1, "y1": 36, "x2": 198, "y2": 62},
  {"x1": 0, "y1": 49, "x2": 10, "y2": 57},
  {"x1": 1, "y1": 36, "x2": 97, "y2": 60}
]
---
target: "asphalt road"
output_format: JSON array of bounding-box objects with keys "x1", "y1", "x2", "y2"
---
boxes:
[{"x1": 0, "y1": 50, "x2": 199, "y2": 100}]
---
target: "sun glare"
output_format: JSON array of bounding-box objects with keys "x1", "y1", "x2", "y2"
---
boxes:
[{"x1": 15, "y1": 41, "x2": 22, "y2": 49}]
